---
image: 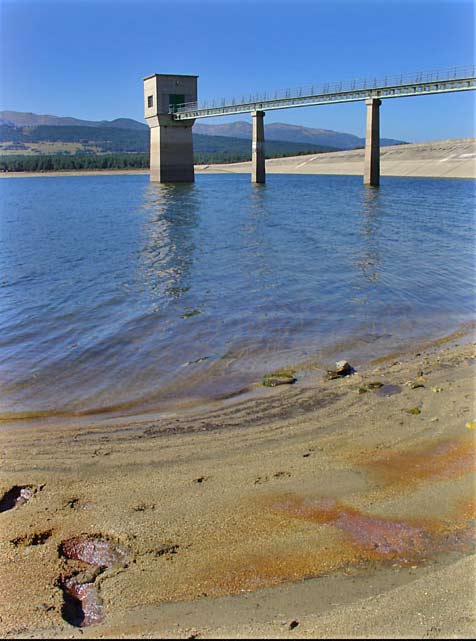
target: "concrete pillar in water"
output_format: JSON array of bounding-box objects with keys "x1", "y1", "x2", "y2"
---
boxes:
[
  {"x1": 364, "y1": 98, "x2": 382, "y2": 186},
  {"x1": 251, "y1": 110, "x2": 266, "y2": 184},
  {"x1": 143, "y1": 74, "x2": 197, "y2": 183}
]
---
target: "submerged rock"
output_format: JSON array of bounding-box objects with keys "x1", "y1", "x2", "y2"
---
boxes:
[
  {"x1": 405, "y1": 380, "x2": 425, "y2": 389},
  {"x1": 375, "y1": 384, "x2": 402, "y2": 397},
  {"x1": 262, "y1": 375, "x2": 296, "y2": 387},
  {"x1": 180, "y1": 309, "x2": 202, "y2": 319},
  {"x1": 359, "y1": 381, "x2": 384, "y2": 393},
  {"x1": 407, "y1": 407, "x2": 422, "y2": 415},
  {"x1": 367, "y1": 381, "x2": 384, "y2": 389},
  {"x1": 262, "y1": 369, "x2": 297, "y2": 387},
  {"x1": 326, "y1": 360, "x2": 355, "y2": 380},
  {"x1": 336, "y1": 360, "x2": 352, "y2": 374}
]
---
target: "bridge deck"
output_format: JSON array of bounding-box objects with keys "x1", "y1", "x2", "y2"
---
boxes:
[{"x1": 171, "y1": 66, "x2": 476, "y2": 120}]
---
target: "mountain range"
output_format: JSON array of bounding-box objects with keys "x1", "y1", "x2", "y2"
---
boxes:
[
  {"x1": 194, "y1": 121, "x2": 405, "y2": 150},
  {"x1": 0, "y1": 111, "x2": 146, "y2": 131},
  {"x1": 0, "y1": 111, "x2": 406, "y2": 150}
]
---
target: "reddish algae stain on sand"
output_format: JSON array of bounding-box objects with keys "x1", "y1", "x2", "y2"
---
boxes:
[
  {"x1": 362, "y1": 437, "x2": 475, "y2": 488},
  {"x1": 193, "y1": 437, "x2": 475, "y2": 599},
  {"x1": 196, "y1": 497, "x2": 475, "y2": 598},
  {"x1": 273, "y1": 497, "x2": 429, "y2": 559}
]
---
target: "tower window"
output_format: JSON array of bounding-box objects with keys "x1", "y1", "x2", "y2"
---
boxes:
[{"x1": 147, "y1": 95, "x2": 153, "y2": 108}]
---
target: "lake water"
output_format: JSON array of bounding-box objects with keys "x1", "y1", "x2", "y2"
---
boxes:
[{"x1": 0, "y1": 173, "x2": 474, "y2": 423}]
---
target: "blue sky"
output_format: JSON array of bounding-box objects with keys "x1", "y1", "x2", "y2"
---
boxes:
[{"x1": 0, "y1": 0, "x2": 474, "y2": 141}]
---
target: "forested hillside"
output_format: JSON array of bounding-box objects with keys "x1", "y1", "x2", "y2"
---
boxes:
[
  {"x1": 0, "y1": 123, "x2": 338, "y2": 171},
  {"x1": 0, "y1": 123, "x2": 336, "y2": 153},
  {"x1": 1, "y1": 110, "x2": 407, "y2": 149}
]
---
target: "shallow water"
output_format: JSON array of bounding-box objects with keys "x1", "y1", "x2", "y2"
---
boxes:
[{"x1": 0, "y1": 173, "x2": 474, "y2": 421}]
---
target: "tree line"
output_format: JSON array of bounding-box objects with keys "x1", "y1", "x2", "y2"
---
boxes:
[
  {"x1": 0, "y1": 154, "x2": 149, "y2": 172},
  {"x1": 0, "y1": 148, "x2": 326, "y2": 173}
]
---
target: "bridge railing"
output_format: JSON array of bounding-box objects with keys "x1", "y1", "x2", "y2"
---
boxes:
[{"x1": 169, "y1": 65, "x2": 476, "y2": 116}]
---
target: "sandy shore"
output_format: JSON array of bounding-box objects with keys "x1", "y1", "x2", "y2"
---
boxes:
[
  {"x1": 197, "y1": 138, "x2": 476, "y2": 179},
  {"x1": 1, "y1": 138, "x2": 475, "y2": 180},
  {"x1": 0, "y1": 168, "x2": 150, "y2": 179},
  {"x1": 0, "y1": 329, "x2": 475, "y2": 638}
]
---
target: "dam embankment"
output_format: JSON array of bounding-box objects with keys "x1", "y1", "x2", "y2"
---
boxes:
[{"x1": 196, "y1": 138, "x2": 476, "y2": 179}]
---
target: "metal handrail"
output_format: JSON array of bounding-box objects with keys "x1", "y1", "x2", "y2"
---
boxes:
[{"x1": 169, "y1": 65, "x2": 476, "y2": 116}]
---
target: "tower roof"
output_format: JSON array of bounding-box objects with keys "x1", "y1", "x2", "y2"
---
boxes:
[{"x1": 143, "y1": 73, "x2": 199, "y2": 81}]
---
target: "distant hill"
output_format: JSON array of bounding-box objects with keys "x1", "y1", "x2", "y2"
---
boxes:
[
  {"x1": 0, "y1": 122, "x2": 338, "y2": 165},
  {"x1": 0, "y1": 111, "x2": 407, "y2": 149},
  {"x1": 0, "y1": 111, "x2": 148, "y2": 130},
  {"x1": 194, "y1": 121, "x2": 406, "y2": 149}
]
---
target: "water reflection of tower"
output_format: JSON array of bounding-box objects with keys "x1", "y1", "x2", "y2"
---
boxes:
[
  {"x1": 137, "y1": 183, "x2": 199, "y2": 307},
  {"x1": 355, "y1": 187, "x2": 384, "y2": 284}
]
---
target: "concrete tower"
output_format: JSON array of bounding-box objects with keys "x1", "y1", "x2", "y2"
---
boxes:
[{"x1": 143, "y1": 74, "x2": 198, "y2": 182}]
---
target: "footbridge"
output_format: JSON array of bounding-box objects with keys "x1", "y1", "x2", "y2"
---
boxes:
[{"x1": 143, "y1": 65, "x2": 476, "y2": 185}]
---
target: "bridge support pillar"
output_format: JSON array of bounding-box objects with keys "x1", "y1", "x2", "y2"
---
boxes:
[
  {"x1": 364, "y1": 98, "x2": 382, "y2": 187},
  {"x1": 251, "y1": 110, "x2": 266, "y2": 183}
]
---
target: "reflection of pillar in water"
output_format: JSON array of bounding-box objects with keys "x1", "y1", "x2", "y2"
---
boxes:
[{"x1": 357, "y1": 187, "x2": 382, "y2": 283}]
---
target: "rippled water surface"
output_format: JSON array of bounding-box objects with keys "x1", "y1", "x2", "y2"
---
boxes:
[{"x1": 1, "y1": 173, "x2": 474, "y2": 421}]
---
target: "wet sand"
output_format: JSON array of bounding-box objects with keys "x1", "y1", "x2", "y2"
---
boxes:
[{"x1": 0, "y1": 332, "x2": 475, "y2": 638}]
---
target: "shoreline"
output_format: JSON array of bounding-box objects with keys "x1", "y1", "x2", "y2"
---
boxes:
[
  {"x1": 0, "y1": 168, "x2": 150, "y2": 179},
  {"x1": 1, "y1": 169, "x2": 474, "y2": 180},
  {"x1": 2, "y1": 321, "x2": 474, "y2": 431},
  {"x1": 1, "y1": 138, "x2": 475, "y2": 180},
  {"x1": 0, "y1": 328, "x2": 475, "y2": 638}
]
